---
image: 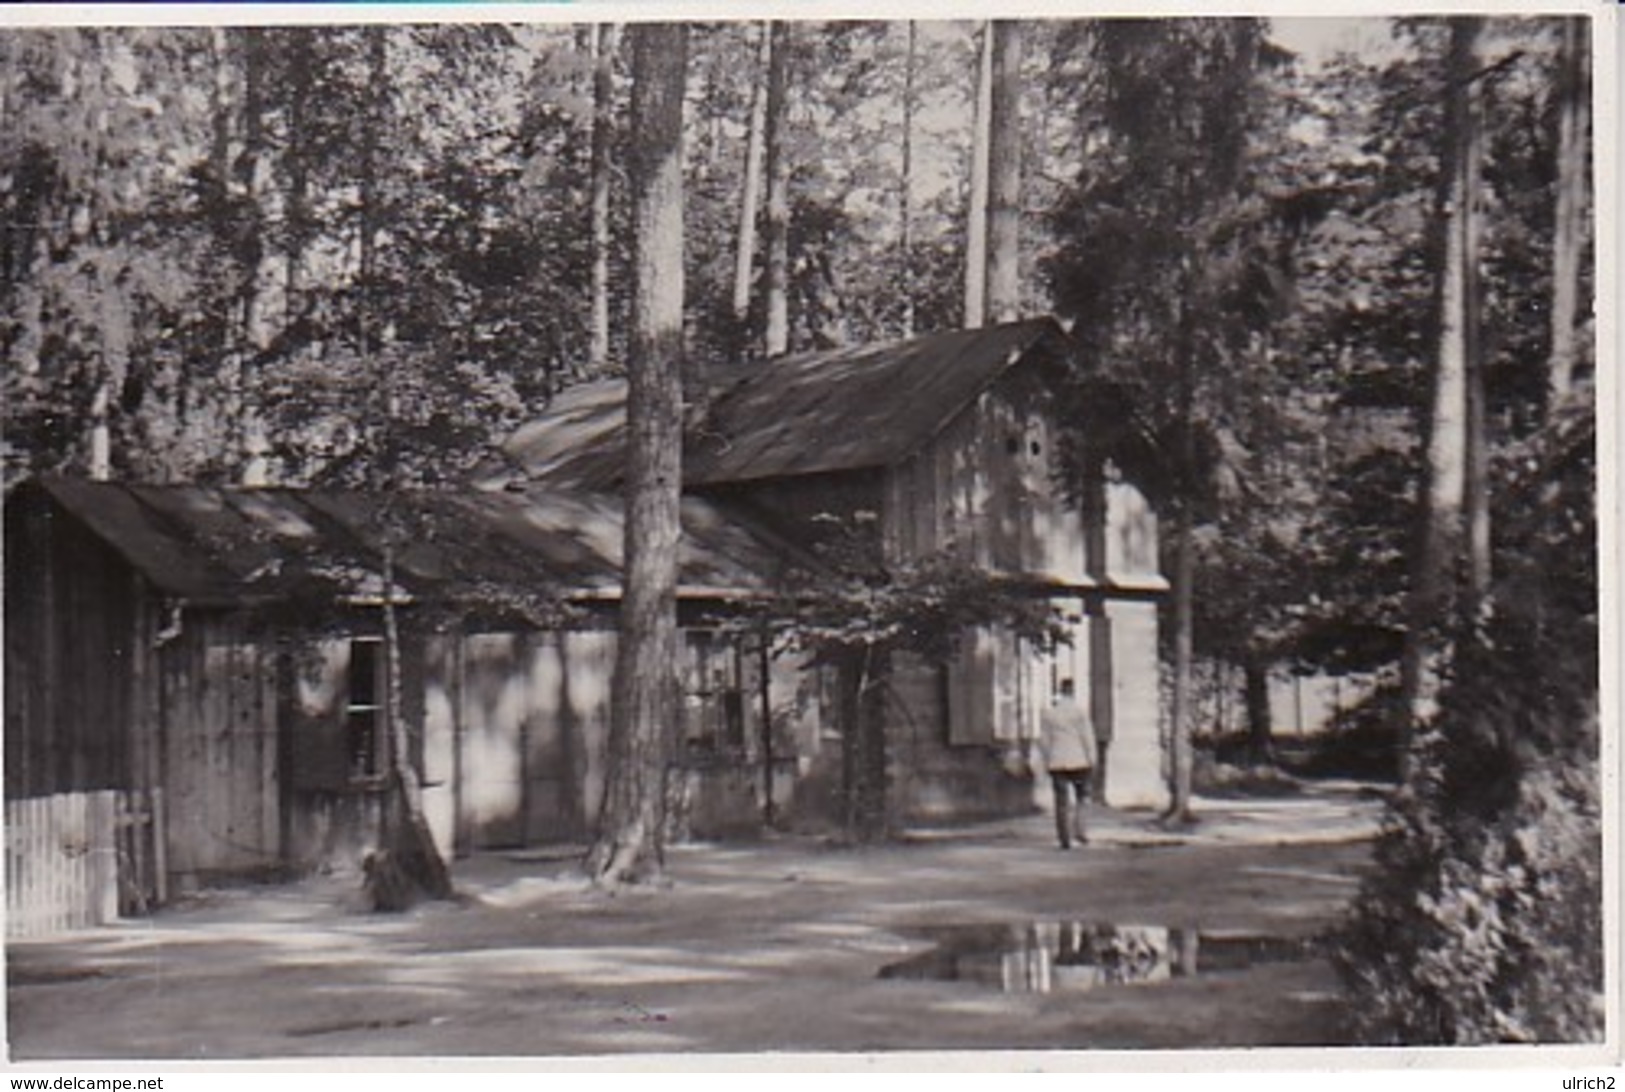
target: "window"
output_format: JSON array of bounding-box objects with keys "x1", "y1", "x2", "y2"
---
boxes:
[
  {"x1": 682, "y1": 631, "x2": 746, "y2": 755},
  {"x1": 346, "y1": 638, "x2": 384, "y2": 781}
]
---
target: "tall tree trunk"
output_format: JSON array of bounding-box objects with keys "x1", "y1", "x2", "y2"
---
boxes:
[
  {"x1": 589, "y1": 23, "x2": 618, "y2": 374},
  {"x1": 1244, "y1": 654, "x2": 1273, "y2": 766},
  {"x1": 837, "y1": 643, "x2": 890, "y2": 842},
  {"x1": 899, "y1": 21, "x2": 917, "y2": 339},
  {"x1": 209, "y1": 26, "x2": 262, "y2": 484},
  {"x1": 590, "y1": 22, "x2": 688, "y2": 887},
  {"x1": 857, "y1": 645, "x2": 891, "y2": 841},
  {"x1": 204, "y1": 27, "x2": 238, "y2": 469},
  {"x1": 1166, "y1": 498, "x2": 1196, "y2": 820},
  {"x1": 283, "y1": 28, "x2": 312, "y2": 335},
  {"x1": 1548, "y1": 15, "x2": 1589, "y2": 412},
  {"x1": 762, "y1": 21, "x2": 790, "y2": 357},
  {"x1": 732, "y1": 22, "x2": 769, "y2": 329},
  {"x1": 985, "y1": 20, "x2": 1023, "y2": 324},
  {"x1": 358, "y1": 28, "x2": 384, "y2": 372},
  {"x1": 1463, "y1": 51, "x2": 1490, "y2": 616},
  {"x1": 1165, "y1": 293, "x2": 1197, "y2": 823},
  {"x1": 83, "y1": 40, "x2": 124, "y2": 483},
  {"x1": 1397, "y1": 19, "x2": 1483, "y2": 773},
  {"x1": 239, "y1": 28, "x2": 275, "y2": 486},
  {"x1": 963, "y1": 22, "x2": 993, "y2": 329},
  {"x1": 88, "y1": 380, "x2": 111, "y2": 480}
]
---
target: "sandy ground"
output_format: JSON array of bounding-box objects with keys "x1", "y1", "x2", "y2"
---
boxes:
[{"x1": 5, "y1": 782, "x2": 1384, "y2": 1061}]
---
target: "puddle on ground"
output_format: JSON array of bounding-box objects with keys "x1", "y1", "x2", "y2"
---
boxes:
[
  {"x1": 7, "y1": 966, "x2": 109, "y2": 988},
  {"x1": 878, "y1": 922, "x2": 1323, "y2": 995},
  {"x1": 286, "y1": 1016, "x2": 425, "y2": 1038}
]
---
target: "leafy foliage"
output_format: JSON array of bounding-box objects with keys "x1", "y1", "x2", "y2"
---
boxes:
[
  {"x1": 772, "y1": 552, "x2": 1065, "y2": 665},
  {"x1": 2, "y1": 25, "x2": 606, "y2": 488},
  {"x1": 1283, "y1": 18, "x2": 1587, "y2": 677},
  {"x1": 1336, "y1": 402, "x2": 1600, "y2": 1044},
  {"x1": 720, "y1": 513, "x2": 1065, "y2": 664}
]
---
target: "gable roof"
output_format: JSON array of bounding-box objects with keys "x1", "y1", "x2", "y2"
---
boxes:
[
  {"x1": 496, "y1": 318, "x2": 1068, "y2": 490},
  {"x1": 14, "y1": 476, "x2": 790, "y2": 607}
]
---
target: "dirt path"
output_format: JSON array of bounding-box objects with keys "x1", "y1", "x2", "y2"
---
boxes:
[{"x1": 6, "y1": 783, "x2": 1383, "y2": 1059}]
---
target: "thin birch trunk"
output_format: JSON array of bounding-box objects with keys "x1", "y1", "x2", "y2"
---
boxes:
[
  {"x1": 763, "y1": 21, "x2": 790, "y2": 357},
  {"x1": 733, "y1": 22, "x2": 769, "y2": 328},
  {"x1": 963, "y1": 22, "x2": 993, "y2": 329},
  {"x1": 589, "y1": 23, "x2": 618, "y2": 374},
  {"x1": 900, "y1": 21, "x2": 917, "y2": 338}
]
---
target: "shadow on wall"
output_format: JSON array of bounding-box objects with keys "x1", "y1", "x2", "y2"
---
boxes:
[{"x1": 458, "y1": 632, "x2": 613, "y2": 850}]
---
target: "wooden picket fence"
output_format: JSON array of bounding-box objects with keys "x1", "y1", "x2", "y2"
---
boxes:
[{"x1": 5, "y1": 789, "x2": 167, "y2": 939}]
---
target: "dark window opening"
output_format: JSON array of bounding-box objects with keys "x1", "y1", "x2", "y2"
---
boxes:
[
  {"x1": 683, "y1": 631, "x2": 748, "y2": 758},
  {"x1": 346, "y1": 639, "x2": 383, "y2": 782},
  {"x1": 721, "y1": 690, "x2": 746, "y2": 751}
]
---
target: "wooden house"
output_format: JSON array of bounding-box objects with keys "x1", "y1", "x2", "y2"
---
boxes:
[
  {"x1": 497, "y1": 317, "x2": 1169, "y2": 822},
  {"x1": 3, "y1": 476, "x2": 801, "y2": 900},
  {"x1": 4, "y1": 318, "x2": 1166, "y2": 914}
]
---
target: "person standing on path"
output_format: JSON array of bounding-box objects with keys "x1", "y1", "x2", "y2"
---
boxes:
[{"x1": 1040, "y1": 679, "x2": 1098, "y2": 849}]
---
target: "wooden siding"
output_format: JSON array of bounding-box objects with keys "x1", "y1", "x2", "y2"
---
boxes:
[
  {"x1": 419, "y1": 634, "x2": 460, "y2": 860},
  {"x1": 456, "y1": 630, "x2": 615, "y2": 848},
  {"x1": 1106, "y1": 472, "x2": 1160, "y2": 585},
  {"x1": 883, "y1": 363, "x2": 1105, "y2": 779},
  {"x1": 3, "y1": 494, "x2": 150, "y2": 800},
  {"x1": 161, "y1": 619, "x2": 281, "y2": 878},
  {"x1": 5, "y1": 791, "x2": 119, "y2": 938},
  {"x1": 1101, "y1": 599, "x2": 1166, "y2": 808},
  {"x1": 5, "y1": 788, "x2": 167, "y2": 938},
  {"x1": 883, "y1": 364, "x2": 1084, "y2": 582},
  {"x1": 887, "y1": 652, "x2": 1038, "y2": 822}
]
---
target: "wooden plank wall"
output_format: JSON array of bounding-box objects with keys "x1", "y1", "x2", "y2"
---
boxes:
[
  {"x1": 528, "y1": 630, "x2": 615, "y2": 844},
  {"x1": 420, "y1": 635, "x2": 460, "y2": 862},
  {"x1": 1106, "y1": 476, "x2": 1160, "y2": 582},
  {"x1": 946, "y1": 623, "x2": 1036, "y2": 747},
  {"x1": 5, "y1": 788, "x2": 167, "y2": 936},
  {"x1": 114, "y1": 787, "x2": 168, "y2": 914},
  {"x1": 883, "y1": 367, "x2": 1083, "y2": 583},
  {"x1": 3, "y1": 500, "x2": 147, "y2": 800},
  {"x1": 160, "y1": 618, "x2": 281, "y2": 879},
  {"x1": 458, "y1": 633, "x2": 528, "y2": 847},
  {"x1": 885, "y1": 650, "x2": 1040, "y2": 823},
  {"x1": 1102, "y1": 599, "x2": 1166, "y2": 808},
  {"x1": 455, "y1": 630, "x2": 615, "y2": 849},
  {"x1": 5, "y1": 791, "x2": 119, "y2": 938}
]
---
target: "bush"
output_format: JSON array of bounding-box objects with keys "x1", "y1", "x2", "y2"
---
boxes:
[
  {"x1": 1337, "y1": 748, "x2": 1602, "y2": 1042},
  {"x1": 1334, "y1": 629, "x2": 1603, "y2": 1043}
]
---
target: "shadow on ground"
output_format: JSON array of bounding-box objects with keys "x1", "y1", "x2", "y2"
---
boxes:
[{"x1": 6, "y1": 784, "x2": 1382, "y2": 1059}]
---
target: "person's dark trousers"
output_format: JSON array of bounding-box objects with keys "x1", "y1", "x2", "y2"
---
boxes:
[{"x1": 1050, "y1": 768, "x2": 1093, "y2": 848}]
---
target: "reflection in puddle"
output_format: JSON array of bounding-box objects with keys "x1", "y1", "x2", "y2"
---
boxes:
[{"x1": 878, "y1": 923, "x2": 1322, "y2": 994}]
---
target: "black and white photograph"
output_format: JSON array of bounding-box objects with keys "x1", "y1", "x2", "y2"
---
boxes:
[{"x1": 0, "y1": 0, "x2": 1615, "y2": 1074}]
